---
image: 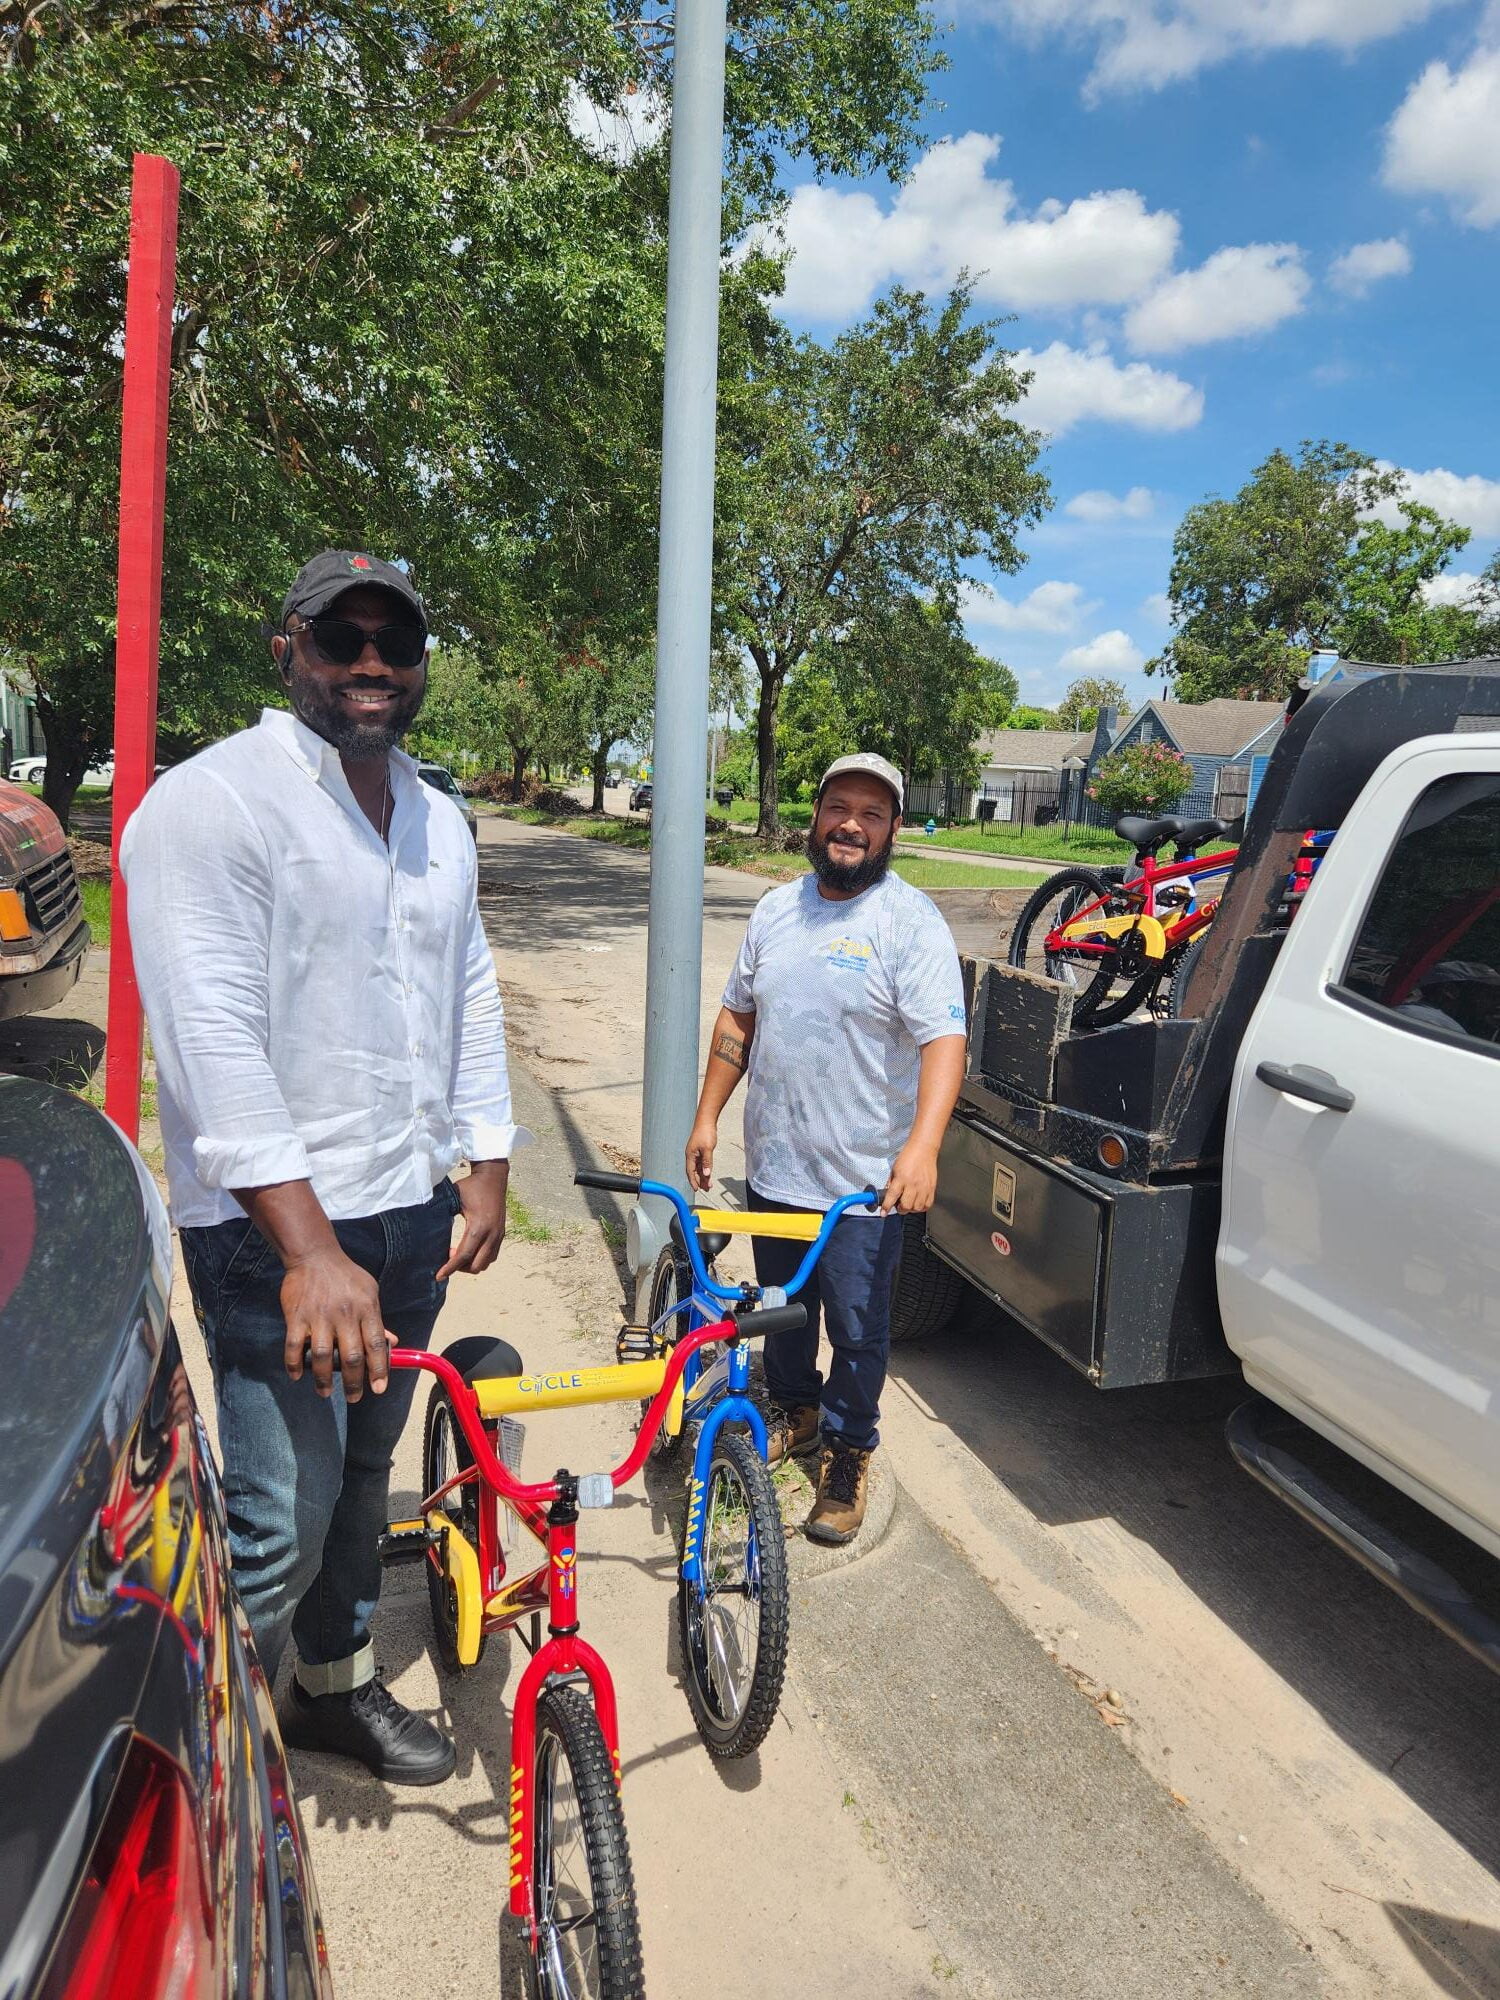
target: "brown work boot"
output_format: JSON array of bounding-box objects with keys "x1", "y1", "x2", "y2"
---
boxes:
[
  {"x1": 764, "y1": 1402, "x2": 820, "y2": 1466},
  {"x1": 806, "y1": 1442, "x2": 873, "y2": 1544}
]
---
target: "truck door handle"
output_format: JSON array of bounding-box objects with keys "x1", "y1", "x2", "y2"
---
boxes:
[{"x1": 1255, "y1": 1062, "x2": 1355, "y2": 1113}]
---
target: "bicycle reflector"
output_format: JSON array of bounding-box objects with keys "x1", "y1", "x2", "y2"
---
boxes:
[{"x1": 45, "y1": 1734, "x2": 214, "y2": 2000}]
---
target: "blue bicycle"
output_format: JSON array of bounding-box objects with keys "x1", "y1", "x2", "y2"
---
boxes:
[{"x1": 574, "y1": 1171, "x2": 878, "y2": 1758}]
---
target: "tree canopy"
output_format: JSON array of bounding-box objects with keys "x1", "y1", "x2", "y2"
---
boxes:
[
  {"x1": 717, "y1": 279, "x2": 1050, "y2": 834},
  {"x1": 0, "y1": 0, "x2": 941, "y2": 821},
  {"x1": 1151, "y1": 440, "x2": 1499, "y2": 702}
]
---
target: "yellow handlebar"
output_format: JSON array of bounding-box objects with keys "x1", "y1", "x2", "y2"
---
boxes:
[
  {"x1": 473, "y1": 1358, "x2": 670, "y2": 1418},
  {"x1": 691, "y1": 1208, "x2": 822, "y2": 1243}
]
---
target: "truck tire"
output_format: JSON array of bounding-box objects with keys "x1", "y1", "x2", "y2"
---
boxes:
[{"x1": 888, "y1": 1213, "x2": 970, "y2": 1343}]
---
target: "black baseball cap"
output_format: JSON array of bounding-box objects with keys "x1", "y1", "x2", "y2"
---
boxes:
[{"x1": 280, "y1": 550, "x2": 427, "y2": 629}]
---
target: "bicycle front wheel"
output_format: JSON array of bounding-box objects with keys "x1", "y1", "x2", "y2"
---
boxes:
[
  {"x1": 526, "y1": 1684, "x2": 643, "y2": 2000},
  {"x1": 678, "y1": 1429, "x2": 789, "y2": 1759}
]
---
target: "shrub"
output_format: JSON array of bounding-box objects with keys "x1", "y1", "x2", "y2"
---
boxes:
[{"x1": 1088, "y1": 742, "x2": 1194, "y2": 817}]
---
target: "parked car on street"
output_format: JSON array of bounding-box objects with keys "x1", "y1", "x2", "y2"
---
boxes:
[
  {"x1": 629, "y1": 781, "x2": 653, "y2": 812},
  {"x1": 7, "y1": 757, "x2": 114, "y2": 789},
  {"x1": 416, "y1": 761, "x2": 478, "y2": 840},
  {"x1": 0, "y1": 777, "x2": 89, "y2": 1023},
  {"x1": 0, "y1": 1078, "x2": 334, "y2": 2000}
]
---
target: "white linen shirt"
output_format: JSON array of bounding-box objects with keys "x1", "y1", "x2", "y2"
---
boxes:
[{"x1": 121, "y1": 708, "x2": 521, "y2": 1228}]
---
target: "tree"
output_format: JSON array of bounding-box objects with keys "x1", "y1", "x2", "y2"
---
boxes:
[
  {"x1": 1088, "y1": 742, "x2": 1193, "y2": 818},
  {"x1": 782, "y1": 593, "x2": 1015, "y2": 799},
  {"x1": 1056, "y1": 675, "x2": 1127, "y2": 730},
  {"x1": 1150, "y1": 441, "x2": 1497, "y2": 704},
  {"x1": 1150, "y1": 442, "x2": 1397, "y2": 702},
  {"x1": 555, "y1": 640, "x2": 656, "y2": 811},
  {"x1": 718, "y1": 280, "x2": 1050, "y2": 835},
  {"x1": 1007, "y1": 705, "x2": 1059, "y2": 730},
  {"x1": 1335, "y1": 504, "x2": 1500, "y2": 663},
  {"x1": 1, "y1": 0, "x2": 942, "y2": 823}
]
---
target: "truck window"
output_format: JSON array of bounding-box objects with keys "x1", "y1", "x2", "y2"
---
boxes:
[{"x1": 1332, "y1": 772, "x2": 1500, "y2": 1055}]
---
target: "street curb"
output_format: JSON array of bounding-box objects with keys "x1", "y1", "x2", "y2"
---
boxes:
[{"x1": 782, "y1": 1445, "x2": 899, "y2": 1581}]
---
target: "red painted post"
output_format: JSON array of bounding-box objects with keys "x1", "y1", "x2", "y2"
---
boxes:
[{"x1": 104, "y1": 153, "x2": 180, "y2": 1142}]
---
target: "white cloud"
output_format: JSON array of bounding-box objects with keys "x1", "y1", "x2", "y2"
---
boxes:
[
  {"x1": 1125, "y1": 243, "x2": 1310, "y2": 352},
  {"x1": 1421, "y1": 570, "x2": 1484, "y2": 606},
  {"x1": 565, "y1": 83, "x2": 667, "y2": 165},
  {"x1": 1060, "y1": 629, "x2": 1147, "y2": 675},
  {"x1": 1141, "y1": 591, "x2": 1174, "y2": 625},
  {"x1": 1384, "y1": 45, "x2": 1500, "y2": 226},
  {"x1": 959, "y1": 578, "x2": 1096, "y2": 634},
  {"x1": 1372, "y1": 462, "x2": 1500, "y2": 535},
  {"x1": 980, "y1": 0, "x2": 1460, "y2": 98},
  {"x1": 1064, "y1": 485, "x2": 1155, "y2": 522},
  {"x1": 1016, "y1": 341, "x2": 1204, "y2": 434},
  {"x1": 774, "y1": 132, "x2": 1179, "y2": 321},
  {"x1": 1329, "y1": 237, "x2": 1413, "y2": 296}
]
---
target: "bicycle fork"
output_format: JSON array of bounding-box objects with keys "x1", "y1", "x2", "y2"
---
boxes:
[
  {"x1": 507, "y1": 1488, "x2": 622, "y2": 1937},
  {"x1": 680, "y1": 1340, "x2": 767, "y2": 1589}
]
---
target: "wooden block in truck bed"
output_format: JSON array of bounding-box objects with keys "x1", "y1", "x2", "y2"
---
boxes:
[{"x1": 962, "y1": 958, "x2": 1074, "y2": 1101}]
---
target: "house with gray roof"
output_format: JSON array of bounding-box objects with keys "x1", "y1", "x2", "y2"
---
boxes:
[{"x1": 1106, "y1": 698, "x2": 1284, "y2": 791}]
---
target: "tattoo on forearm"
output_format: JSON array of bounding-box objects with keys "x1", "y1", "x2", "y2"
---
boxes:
[{"x1": 713, "y1": 1031, "x2": 748, "y2": 1072}]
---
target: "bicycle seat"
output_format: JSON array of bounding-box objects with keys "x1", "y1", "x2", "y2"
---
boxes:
[
  {"x1": 669, "y1": 1212, "x2": 731, "y2": 1266},
  {"x1": 1115, "y1": 814, "x2": 1179, "y2": 853},
  {"x1": 1171, "y1": 815, "x2": 1231, "y2": 850},
  {"x1": 439, "y1": 1334, "x2": 525, "y2": 1384}
]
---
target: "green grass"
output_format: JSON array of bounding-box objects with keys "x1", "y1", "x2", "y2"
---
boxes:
[
  {"x1": 891, "y1": 857, "x2": 1037, "y2": 889},
  {"x1": 81, "y1": 877, "x2": 112, "y2": 945},
  {"x1": 726, "y1": 798, "x2": 813, "y2": 828},
  {"x1": 506, "y1": 1191, "x2": 554, "y2": 1244}
]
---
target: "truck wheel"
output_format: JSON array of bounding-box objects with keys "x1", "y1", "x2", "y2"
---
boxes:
[{"x1": 888, "y1": 1214, "x2": 970, "y2": 1343}]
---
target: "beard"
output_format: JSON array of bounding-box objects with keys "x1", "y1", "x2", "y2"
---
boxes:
[
  {"x1": 289, "y1": 663, "x2": 427, "y2": 760},
  {"x1": 807, "y1": 823, "x2": 896, "y2": 895}
]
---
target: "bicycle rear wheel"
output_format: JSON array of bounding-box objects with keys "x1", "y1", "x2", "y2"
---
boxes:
[
  {"x1": 524, "y1": 1684, "x2": 643, "y2": 2000},
  {"x1": 678, "y1": 1428, "x2": 789, "y2": 1759}
]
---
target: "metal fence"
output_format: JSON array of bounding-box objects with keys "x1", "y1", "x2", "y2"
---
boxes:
[{"x1": 907, "y1": 763, "x2": 1250, "y2": 832}]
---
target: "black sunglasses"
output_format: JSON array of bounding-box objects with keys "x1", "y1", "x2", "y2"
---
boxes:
[{"x1": 291, "y1": 616, "x2": 427, "y2": 670}]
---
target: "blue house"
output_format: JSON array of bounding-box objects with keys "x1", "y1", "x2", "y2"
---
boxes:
[{"x1": 1105, "y1": 698, "x2": 1284, "y2": 804}]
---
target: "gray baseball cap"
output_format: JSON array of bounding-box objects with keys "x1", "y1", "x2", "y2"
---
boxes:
[{"x1": 818, "y1": 752, "x2": 904, "y2": 813}]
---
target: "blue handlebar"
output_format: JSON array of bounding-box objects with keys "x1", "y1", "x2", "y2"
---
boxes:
[{"x1": 636, "y1": 1178, "x2": 880, "y2": 1303}]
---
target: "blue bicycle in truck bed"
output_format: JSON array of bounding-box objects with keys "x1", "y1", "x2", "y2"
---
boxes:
[{"x1": 575, "y1": 1170, "x2": 878, "y2": 1759}]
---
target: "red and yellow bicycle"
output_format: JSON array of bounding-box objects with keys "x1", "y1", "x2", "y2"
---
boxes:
[{"x1": 383, "y1": 1287, "x2": 806, "y2": 2000}]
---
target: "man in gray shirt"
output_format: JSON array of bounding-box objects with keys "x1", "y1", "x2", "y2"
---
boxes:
[{"x1": 687, "y1": 753, "x2": 966, "y2": 1542}]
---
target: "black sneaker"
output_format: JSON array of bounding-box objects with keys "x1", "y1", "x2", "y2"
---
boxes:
[{"x1": 279, "y1": 1671, "x2": 456, "y2": 1786}]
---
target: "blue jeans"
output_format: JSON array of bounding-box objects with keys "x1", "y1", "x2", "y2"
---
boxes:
[
  {"x1": 747, "y1": 1185, "x2": 904, "y2": 1453},
  {"x1": 180, "y1": 1181, "x2": 459, "y2": 1689}
]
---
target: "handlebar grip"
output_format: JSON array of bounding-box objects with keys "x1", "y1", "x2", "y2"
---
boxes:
[
  {"x1": 573, "y1": 1170, "x2": 641, "y2": 1195},
  {"x1": 734, "y1": 1303, "x2": 808, "y2": 1339}
]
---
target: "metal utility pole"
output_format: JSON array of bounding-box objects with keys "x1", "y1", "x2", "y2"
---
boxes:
[{"x1": 630, "y1": 0, "x2": 728, "y2": 1288}]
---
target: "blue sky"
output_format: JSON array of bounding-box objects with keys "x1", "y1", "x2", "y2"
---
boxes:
[{"x1": 769, "y1": 0, "x2": 1500, "y2": 715}]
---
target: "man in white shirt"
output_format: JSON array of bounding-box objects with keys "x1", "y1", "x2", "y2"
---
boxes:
[
  {"x1": 123, "y1": 549, "x2": 518, "y2": 1785},
  {"x1": 686, "y1": 753, "x2": 967, "y2": 1543}
]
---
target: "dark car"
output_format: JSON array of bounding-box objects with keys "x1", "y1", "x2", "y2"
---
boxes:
[
  {"x1": 0, "y1": 1079, "x2": 333, "y2": 2000},
  {"x1": 415, "y1": 761, "x2": 478, "y2": 840},
  {"x1": 629, "y1": 781, "x2": 653, "y2": 812}
]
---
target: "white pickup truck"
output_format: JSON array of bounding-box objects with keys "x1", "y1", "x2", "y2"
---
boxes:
[{"x1": 900, "y1": 660, "x2": 1500, "y2": 1659}]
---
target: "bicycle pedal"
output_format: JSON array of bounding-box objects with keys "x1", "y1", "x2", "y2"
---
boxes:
[
  {"x1": 615, "y1": 1322, "x2": 659, "y2": 1363},
  {"x1": 378, "y1": 1521, "x2": 436, "y2": 1567}
]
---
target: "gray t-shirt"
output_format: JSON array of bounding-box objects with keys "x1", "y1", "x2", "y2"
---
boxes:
[{"x1": 723, "y1": 871, "x2": 967, "y2": 1209}]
